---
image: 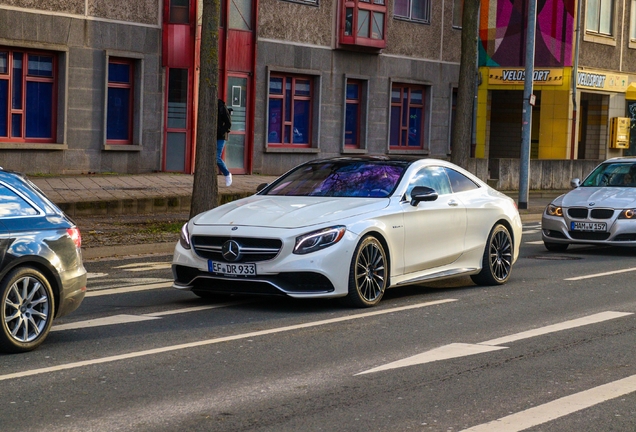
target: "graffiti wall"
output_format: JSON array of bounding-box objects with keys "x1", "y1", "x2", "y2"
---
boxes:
[{"x1": 479, "y1": 0, "x2": 575, "y2": 67}]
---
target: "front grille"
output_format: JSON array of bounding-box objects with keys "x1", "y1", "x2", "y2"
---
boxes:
[
  {"x1": 568, "y1": 208, "x2": 588, "y2": 219},
  {"x1": 568, "y1": 231, "x2": 611, "y2": 241},
  {"x1": 590, "y1": 209, "x2": 614, "y2": 219},
  {"x1": 191, "y1": 236, "x2": 282, "y2": 263}
]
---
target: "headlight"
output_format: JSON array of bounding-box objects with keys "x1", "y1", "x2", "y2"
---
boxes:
[
  {"x1": 180, "y1": 223, "x2": 191, "y2": 249},
  {"x1": 546, "y1": 204, "x2": 563, "y2": 217},
  {"x1": 619, "y1": 209, "x2": 636, "y2": 219},
  {"x1": 294, "y1": 226, "x2": 346, "y2": 255}
]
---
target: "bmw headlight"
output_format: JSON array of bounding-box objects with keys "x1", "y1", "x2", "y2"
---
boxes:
[
  {"x1": 294, "y1": 226, "x2": 346, "y2": 255},
  {"x1": 619, "y1": 209, "x2": 636, "y2": 219},
  {"x1": 546, "y1": 204, "x2": 563, "y2": 217},
  {"x1": 180, "y1": 223, "x2": 191, "y2": 249}
]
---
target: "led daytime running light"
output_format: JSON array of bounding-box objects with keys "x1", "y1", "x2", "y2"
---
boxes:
[{"x1": 294, "y1": 226, "x2": 346, "y2": 255}]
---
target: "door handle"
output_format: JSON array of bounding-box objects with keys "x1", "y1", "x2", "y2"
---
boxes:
[{"x1": 447, "y1": 200, "x2": 459, "y2": 207}]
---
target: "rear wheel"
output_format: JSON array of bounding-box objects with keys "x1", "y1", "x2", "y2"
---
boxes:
[
  {"x1": 0, "y1": 267, "x2": 55, "y2": 353},
  {"x1": 345, "y1": 236, "x2": 388, "y2": 308},
  {"x1": 544, "y1": 241, "x2": 569, "y2": 252},
  {"x1": 471, "y1": 224, "x2": 513, "y2": 286}
]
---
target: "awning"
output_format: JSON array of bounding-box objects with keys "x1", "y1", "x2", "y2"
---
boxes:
[{"x1": 626, "y1": 83, "x2": 636, "y2": 100}]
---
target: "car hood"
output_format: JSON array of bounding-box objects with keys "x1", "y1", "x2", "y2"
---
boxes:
[
  {"x1": 562, "y1": 187, "x2": 636, "y2": 209},
  {"x1": 193, "y1": 195, "x2": 390, "y2": 228}
]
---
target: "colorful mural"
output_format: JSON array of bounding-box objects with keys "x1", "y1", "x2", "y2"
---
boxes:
[{"x1": 479, "y1": 0, "x2": 575, "y2": 67}]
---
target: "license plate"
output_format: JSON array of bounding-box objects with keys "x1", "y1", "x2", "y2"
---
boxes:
[
  {"x1": 209, "y1": 261, "x2": 256, "y2": 277},
  {"x1": 570, "y1": 222, "x2": 607, "y2": 232}
]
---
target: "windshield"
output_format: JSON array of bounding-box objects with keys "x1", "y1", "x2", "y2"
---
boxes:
[
  {"x1": 263, "y1": 161, "x2": 407, "y2": 197},
  {"x1": 582, "y1": 162, "x2": 636, "y2": 187}
]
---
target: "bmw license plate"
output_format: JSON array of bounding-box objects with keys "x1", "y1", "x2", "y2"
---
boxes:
[
  {"x1": 209, "y1": 261, "x2": 256, "y2": 277},
  {"x1": 570, "y1": 222, "x2": 607, "y2": 232}
]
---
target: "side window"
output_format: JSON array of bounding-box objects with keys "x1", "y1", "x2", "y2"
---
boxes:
[
  {"x1": 405, "y1": 166, "x2": 452, "y2": 200},
  {"x1": 445, "y1": 168, "x2": 479, "y2": 193},
  {"x1": 0, "y1": 184, "x2": 38, "y2": 217}
]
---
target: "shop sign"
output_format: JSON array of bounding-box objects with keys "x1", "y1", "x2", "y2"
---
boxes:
[
  {"x1": 577, "y1": 70, "x2": 628, "y2": 92},
  {"x1": 488, "y1": 68, "x2": 564, "y2": 85}
]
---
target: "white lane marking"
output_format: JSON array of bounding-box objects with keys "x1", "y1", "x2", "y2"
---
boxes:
[
  {"x1": 357, "y1": 343, "x2": 507, "y2": 375},
  {"x1": 480, "y1": 311, "x2": 632, "y2": 346},
  {"x1": 85, "y1": 282, "x2": 173, "y2": 297},
  {"x1": 524, "y1": 241, "x2": 544, "y2": 245},
  {"x1": 145, "y1": 301, "x2": 247, "y2": 317},
  {"x1": 86, "y1": 272, "x2": 108, "y2": 279},
  {"x1": 0, "y1": 299, "x2": 457, "y2": 382},
  {"x1": 52, "y1": 302, "x2": 247, "y2": 331},
  {"x1": 113, "y1": 262, "x2": 172, "y2": 272},
  {"x1": 459, "y1": 374, "x2": 636, "y2": 432},
  {"x1": 565, "y1": 267, "x2": 636, "y2": 281},
  {"x1": 52, "y1": 315, "x2": 160, "y2": 331},
  {"x1": 357, "y1": 311, "x2": 632, "y2": 375}
]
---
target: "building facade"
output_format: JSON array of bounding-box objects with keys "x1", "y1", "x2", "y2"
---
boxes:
[{"x1": 0, "y1": 1, "x2": 164, "y2": 174}]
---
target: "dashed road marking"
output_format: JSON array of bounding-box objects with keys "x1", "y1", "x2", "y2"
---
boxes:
[{"x1": 564, "y1": 266, "x2": 636, "y2": 281}]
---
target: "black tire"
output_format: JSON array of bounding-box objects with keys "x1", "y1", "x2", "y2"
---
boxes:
[
  {"x1": 544, "y1": 242, "x2": 569, "y2": 252},
  {"x1": 471, "y1": 224, "x2": 513, "y2": 286},
  {"x1": 0, "y1": 267, "x2": 55, "y2": 353},
  {"x1": 344, "y1": 236, "x2": 388, "y2": 308}
]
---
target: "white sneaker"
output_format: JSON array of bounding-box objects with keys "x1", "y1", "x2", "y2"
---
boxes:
[{"x1": 225, "y1": 173, "x2": 232, "y2": 187}]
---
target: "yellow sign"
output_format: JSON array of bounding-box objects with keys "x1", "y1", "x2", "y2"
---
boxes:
[
  {"x1": 488, "y1": 68, "x2": 564, "y2": 85},
  {"x1": 610, "y1": 117, "x2": 630, "y2": 149},
  {"x1": 577, "y1": 70, "x2": 628, "y2": 92}
]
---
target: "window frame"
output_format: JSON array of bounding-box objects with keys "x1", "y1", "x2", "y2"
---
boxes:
[
  {"x1": 393, "y1": 0, "x2": 431, "y2": 24},
  {"x1": 0, "y1": 48, "x2": 57, "y2": 144},
  {"x1": 345, "y1": 78, "x2": 362, "y2": 149},
  {"x1": 340, "y1": 0, "x2": 388, "y2": 49},
  {"x1": 630, "y1": 0, "x2": 636, "y2": 41},
  {"x1": 267, "y1": 73, "x2": 314, "y2": 148},
  {"x1": 106, "y1": 57, "x2": 135, "y2": 146},
  {"x1": 389, "y1": 83, "x2": 427, "y2": 151},
  {"x1": 586, "y1": 0, "x2": 615, "y2": 36},
  {"x1": 165, "y1": 0, "x2": 194, "y2": 24},
  {"x1": 452, "y1": 0, "x2": 462, "y2": 28}
]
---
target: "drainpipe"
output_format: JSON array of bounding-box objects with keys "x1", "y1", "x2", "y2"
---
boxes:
[{"x1": 570, "y1": 0, "x2": 582, "y2": 159}]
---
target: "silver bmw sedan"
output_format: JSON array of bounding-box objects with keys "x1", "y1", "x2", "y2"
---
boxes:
[{"x1": 542, "y1": 157, "x2": 636, "y2": 251}]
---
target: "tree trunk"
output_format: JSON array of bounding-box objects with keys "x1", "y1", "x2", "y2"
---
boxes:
[
  {"x1": 451, "y1": 0, "x2": 480, "y2": 169},
  {"x1": 190, "y1": 0, "x2": 221, "y2": 219}
]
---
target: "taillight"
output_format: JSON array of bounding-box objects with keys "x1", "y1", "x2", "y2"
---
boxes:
[{"x1": 67, "y1": 227, "x2": 81, "y2": 248}]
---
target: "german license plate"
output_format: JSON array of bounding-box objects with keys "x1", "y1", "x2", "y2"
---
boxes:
[
  {"x1": 209, "y1": 261, "x2": 256, "y2": 277},
  {"x1": 570, "y1": 222, "x2": 607, "y2": 232}
]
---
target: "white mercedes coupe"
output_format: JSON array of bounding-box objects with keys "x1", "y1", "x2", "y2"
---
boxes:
[
  {"x1": 172, "y1": 157, "x2": 522, "y2": 307},
  {"x1": 542, "y1": 157, "x2": 636, "y2": 251}
]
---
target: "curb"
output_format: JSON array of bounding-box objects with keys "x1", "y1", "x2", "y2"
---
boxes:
[{"x1": 83, "y1": 242, "x2": 175, "y2": 260}]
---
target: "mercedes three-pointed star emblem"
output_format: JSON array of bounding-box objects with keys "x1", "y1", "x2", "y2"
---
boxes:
[{"x1": 222, "y1": 240, "x2": 241, "y2": 262}]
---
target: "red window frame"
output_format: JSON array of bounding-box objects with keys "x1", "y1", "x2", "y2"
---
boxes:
[
  {"x1": 390, "y1": 84, "x2": 426, "y2": 150},
  {"x1": 267, "y1": 74, "x2": 313, "y2": 148},
  {"x1": 165, "y1": 0, "x2": 193, "y2": 24},
  {"x1": 340, "y1": 0, "x2": 387, "y2": 49},
  {"x1": 0, "y1": 48, "x2": 57, "y2": 143},
  {"x1": 345, "y1": 79, "x2": 361, "y2": 149},
  {"x1": 107, "y1": 58, "x2": 134, "y2": 145}
]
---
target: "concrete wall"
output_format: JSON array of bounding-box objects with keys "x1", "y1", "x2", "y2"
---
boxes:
[
  {"x1": 490, "y1": 158, "x2": 603, "y2": 190},
  {"x1": 0, "y1": 4, "x2": 163, "y2": 174}
]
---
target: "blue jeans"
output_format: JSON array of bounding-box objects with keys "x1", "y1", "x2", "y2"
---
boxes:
[{"x1": 217, "y1": 140, "x2": 230, "y2": 177}]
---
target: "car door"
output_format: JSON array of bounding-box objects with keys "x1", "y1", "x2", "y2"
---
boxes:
[{"x1": 401, "y1": 166, "x2": 467, "y2": 274}]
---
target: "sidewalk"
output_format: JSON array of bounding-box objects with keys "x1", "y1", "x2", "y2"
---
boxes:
[{"x1": 27, "y1": 173, "x2": 560, "y2": 259}]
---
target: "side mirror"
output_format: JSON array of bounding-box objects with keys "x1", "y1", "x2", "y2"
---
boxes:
[
  {"x1": 570, "y1": 178, "x2": 580, "y2": 188},
  {"x1": 410, "y1": 186, "x2": 438, "y2": 206},
  {"x1": 256, "y1": 183, "x2": 269, "y2": 193}
]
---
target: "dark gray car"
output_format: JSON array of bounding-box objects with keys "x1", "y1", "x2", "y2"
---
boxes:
[{"x1": 0, "y1": 168, "x2": 86, "y2": 353}]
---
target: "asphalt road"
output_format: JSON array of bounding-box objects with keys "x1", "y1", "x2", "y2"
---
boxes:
[{"x1": 2, "y1": 224, "x2": 636, "y2": 432}]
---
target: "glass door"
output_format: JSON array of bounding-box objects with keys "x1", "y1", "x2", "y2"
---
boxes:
[
  {"x1": 164, "y1": 68, "x2": 190, "y2": 172},
  {"x1": 226, "y1": 75, "x2": 248, "y2": 173}
]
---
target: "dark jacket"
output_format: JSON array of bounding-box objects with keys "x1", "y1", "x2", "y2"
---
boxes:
[{"x1": 217, "y1": 99, "x2": 232, "y2": 140}]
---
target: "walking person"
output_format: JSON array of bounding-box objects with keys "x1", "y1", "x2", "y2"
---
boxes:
[{"x1": 217, "y1": 99, "x2": 232, "y2": 186}]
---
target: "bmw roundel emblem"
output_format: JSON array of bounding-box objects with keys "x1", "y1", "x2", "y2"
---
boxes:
[
  {"x1": 222, "y1": 240, "x2": 241, "y2": 262},
  {"x1": 589, "y1": 202, "x2": 595, "y2": 206},
  {"x1": 231, "y1": 226, "x2": 238, "y2": 231}
]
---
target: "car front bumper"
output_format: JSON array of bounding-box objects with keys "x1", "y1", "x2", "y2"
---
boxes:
[
  {"x1": 542, "y1": 213, "x2": 636, "y2": 246},
  {"x1": 171, "y1": 226, "x2": 359, "y2": 298}
]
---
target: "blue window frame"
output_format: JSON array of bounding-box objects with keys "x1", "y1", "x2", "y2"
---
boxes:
[{"x1": 107, "y1": 58, "x2": 134, "y2": 143}]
